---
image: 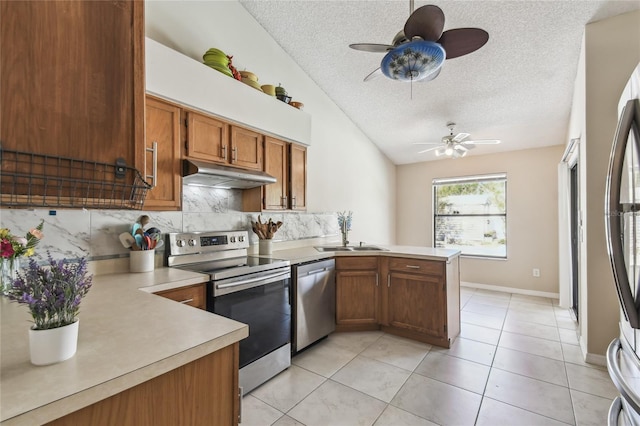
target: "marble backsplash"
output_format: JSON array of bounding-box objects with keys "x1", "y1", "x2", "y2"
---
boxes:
[{"x1": 0, "y1": 186, "x2": 339, "y2": 262}]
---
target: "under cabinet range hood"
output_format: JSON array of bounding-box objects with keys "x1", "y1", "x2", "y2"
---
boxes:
[{"x1": 182, "y1": 159, "x2": 276, "y2": 189}]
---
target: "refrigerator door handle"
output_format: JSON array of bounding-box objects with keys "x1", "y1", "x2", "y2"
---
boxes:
[
  {"x1": 607, "y1": 338, "x2": 640, "y2": 414},
  {"x1": 605, "y1": 98, "x2": 640, "y2": 328}
]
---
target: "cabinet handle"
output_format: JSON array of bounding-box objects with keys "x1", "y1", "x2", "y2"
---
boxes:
[
  {"x1": 405, "y1": 265, "x2": 421, "y2": 269},
  {"x1": 238, "y1": 386, "x2": 243, "y2": 424},
  {"x1": 292, "y1": 196, "x2": 297, "y2": 208},
  {"x1": 232, "y1": 146, "x2": 237, "y2": 162},
  {"x1": 387, "y1": 274, "x2": 390, "y2": 287},
  {"x1": 376, "y1": 273, "x2": 379, "y2": 287},
  {"x1": 178, "y1": 298, "x2": 194, "y2": 304},
  {"x1": 221, "y1": 145, "x2": 227, "y2": 159},
  {"x1": 145, "y1": 141, "x2": 158, "y2": 188}
]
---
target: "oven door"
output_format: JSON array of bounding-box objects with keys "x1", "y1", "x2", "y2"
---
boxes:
[{"x1": 210, "y1": 268, "x2": 291, "y2": 369}]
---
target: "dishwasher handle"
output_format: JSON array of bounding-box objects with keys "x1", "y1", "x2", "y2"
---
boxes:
[{"x1": 305, "y1": 267, "x2": 328, "y2": 276}]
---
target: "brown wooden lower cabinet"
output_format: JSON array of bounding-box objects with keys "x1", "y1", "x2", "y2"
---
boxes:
[
  {"x1": 335, "y1": 255, "x2": 460, "y2": 348},
  {"x1": 335, "y1": 257, "x2": 380, "y2": 332},
  {"x1": 47, "y1": 342, "x2": 240, "y2": 426}
]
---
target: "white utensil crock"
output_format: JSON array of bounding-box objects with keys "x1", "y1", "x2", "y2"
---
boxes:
[{"x1": 130, "y1": 250, "x2": 155, "y2": 272}]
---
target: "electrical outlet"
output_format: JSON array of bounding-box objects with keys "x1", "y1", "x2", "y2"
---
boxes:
[{"x1": 533, "y1": 268, "x2": 540, "y2": 278}]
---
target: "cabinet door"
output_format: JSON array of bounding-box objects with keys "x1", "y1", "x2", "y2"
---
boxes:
[
  {"x1": 290, "y1": 144, "x2": 307, "y2": 211},
  {"x1": 1, "y1": 0, "x2": 144, "y2": 168},
  {"x1": 230, "y1": 126, "x2": 263, "y2": 170},
  {"x1": 144, "y1": 97, "x2": 182, "y2": 210},
  {"x1": 336, "y1": 270, "x2": 379, "y2": 325},
  {"x1": 264, "y1": 137, "x2": 288, "y2": 210},
  {"x1": 186, "y1": 112, "x2": 228, "y2": 163},
  {"x1": 388, "y1": 272, "x2": 445, "y2": 338}
]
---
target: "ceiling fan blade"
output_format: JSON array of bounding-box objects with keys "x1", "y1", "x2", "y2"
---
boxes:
[
  {"x1": 452, "y1": 132, "x2": 470, "y2": 142},
  {"x1": 417, "y1": 145, "x2": 443, "y2": 154},
  {"x1": 438, "y1": 28, "x2": 489, "y2": 59},
  {"x1": 349, "y1": 43, "x2": 394, "y2": 53},
  {"x1": 363, "y1": 68, "x2": 383, "y2": 82},
  {"x1": 464, "y1": 139, "x2": 501, "y2": 145},
  {"x1": 453, "y1": 144, "x2": 468, "y2": 152},
  {"x1": 404, "y1": 5, "x2": 445, "y2": 42},
  {"x1": 417, "y1": 67, "x2": 442, "y2": 83}
]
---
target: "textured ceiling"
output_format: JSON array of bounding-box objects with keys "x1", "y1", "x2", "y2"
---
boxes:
[{"x1": 240, "y1": 1, "x2": 640, "y2": 164}]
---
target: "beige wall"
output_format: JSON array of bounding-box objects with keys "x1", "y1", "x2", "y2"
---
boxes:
[
  {"x1": 578, "y1": 10, "x2": 640, "y2": 358},
  {"x1": 397, "y1": 145, "x2": 564, "y2": 294}
]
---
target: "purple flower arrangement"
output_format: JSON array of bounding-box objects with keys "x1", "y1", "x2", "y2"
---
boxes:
[{"x1": 7, "y1": 252, "x2": 93, "y2": 330}]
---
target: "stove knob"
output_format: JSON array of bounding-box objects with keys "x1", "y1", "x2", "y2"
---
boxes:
[
  {"x1": 230, "y1": 236, "x2": 236, "y2": 243},
  {"x1": 176, "y1": 239, "x2": 185, "y2": 248},
  {"x1": 188, "y1": 239, "x2": 197, "y2": 247},
  {"x1": 238, "y1": 235, "x2": 245, "y2": 242}
]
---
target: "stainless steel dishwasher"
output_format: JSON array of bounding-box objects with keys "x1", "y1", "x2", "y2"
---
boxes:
[{"x1": 292, "y1": 258, "x2": 336, "y2": 354}]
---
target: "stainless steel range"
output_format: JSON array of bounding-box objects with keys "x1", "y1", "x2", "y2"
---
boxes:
[{"x1": 165, "y1": 230, "x2": 291, "y2": 394}]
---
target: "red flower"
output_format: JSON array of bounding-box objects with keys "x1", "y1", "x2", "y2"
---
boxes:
[{"x1": 1, "y1": 238, "x2": 15, "y2": 258}]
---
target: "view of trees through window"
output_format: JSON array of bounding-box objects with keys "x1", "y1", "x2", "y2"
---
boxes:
[{"x1": 433, "y1": 174, "x2": 507, "y2": 258}]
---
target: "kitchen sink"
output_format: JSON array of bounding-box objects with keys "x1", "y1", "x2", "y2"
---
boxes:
[
  {"x1": 315, "y1": 246, "x2": 353, "y2": 251},
  {"x1": 314, "y1": 245, "x2": 388, "y2": 252}
]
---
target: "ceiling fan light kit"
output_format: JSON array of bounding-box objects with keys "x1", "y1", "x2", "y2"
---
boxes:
[{"x1": 380, "y1": 40, "x2": 445, "y2": 82}]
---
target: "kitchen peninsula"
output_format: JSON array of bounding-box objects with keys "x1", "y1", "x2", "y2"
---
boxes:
[{"x1": 0, "y1": 245, "x2": 459, "y2": 425}]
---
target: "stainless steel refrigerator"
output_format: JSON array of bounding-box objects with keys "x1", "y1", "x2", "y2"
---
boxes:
[{"x1": 605, "y1": 62, "x2": 640, "y2": 425}]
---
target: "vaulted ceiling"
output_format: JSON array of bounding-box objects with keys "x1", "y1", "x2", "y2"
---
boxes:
[{"x1": 240, "y1": 1, "x2": 640, "y2": 164}]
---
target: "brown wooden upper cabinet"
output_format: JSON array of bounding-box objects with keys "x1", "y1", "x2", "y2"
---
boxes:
[
  {"x1": 230, "y1": 126, "x2": 263, "y2": 171},
  {"x1": 185, "y1": 112, "x2": 228, "y2": 164},
  {"x1": 184, "y1": 111, "x2": 263, "y2": 171},
  {"x1": 290, "y1": 143, "x2": 307, "y2": 211},
  {"x1": 264, "y1": 137, "x2": 289, "y2": 210},
  {"x1": 1, "y1": 0, "x2": 144, "y2": 168},
  {"x1": 144, "y1": 96, "x2": 182, "y2": 210},
  {"x1": 243, "y1": 137, "x2": 307, "y2": 211}
]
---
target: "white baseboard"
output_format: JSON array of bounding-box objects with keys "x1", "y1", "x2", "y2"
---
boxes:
[
  {"x1": 461, "y1": 281, "x2": 560, "y2": 300},
  {"x1": 579, "y1": 335, "x2": 606, "y2": 366}
]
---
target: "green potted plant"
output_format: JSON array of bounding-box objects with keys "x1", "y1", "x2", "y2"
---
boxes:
[{"x1": 6, "y1": 252, "x2": 93, "y2": 365}]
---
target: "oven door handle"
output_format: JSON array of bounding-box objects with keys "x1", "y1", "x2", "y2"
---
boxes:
[{"x1": 216, "y1": 270, "x2": 291, "y2": 290}]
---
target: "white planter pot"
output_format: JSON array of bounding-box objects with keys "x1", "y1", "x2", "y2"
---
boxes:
[{"x1": 29, "y1": 320, "x2": 79, "y2": 366}]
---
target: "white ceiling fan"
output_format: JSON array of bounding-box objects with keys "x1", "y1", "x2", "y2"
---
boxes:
[{"x1": 415, "y1": 122, "x2": 501, "y2": 158}]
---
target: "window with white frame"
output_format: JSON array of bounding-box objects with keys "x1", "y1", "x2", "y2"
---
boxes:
[{"x1": 433, "y1": 173, "x2": 507, "y2": 258}]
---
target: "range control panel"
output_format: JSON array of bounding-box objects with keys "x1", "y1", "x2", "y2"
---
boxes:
[{"x1": 166, "y1": 230, "x2": 249, "y2": 256}]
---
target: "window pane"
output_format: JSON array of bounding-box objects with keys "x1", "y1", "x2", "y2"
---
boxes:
[
  {"x1": 434, "y1": 215, "x2": 506, "y2": 257},
  {"x1": 433, "y1": 175, "x2": 507, "y2": 258},
  {"x1": 435, "y1": 180, "x2": 506, "y2": 215}
]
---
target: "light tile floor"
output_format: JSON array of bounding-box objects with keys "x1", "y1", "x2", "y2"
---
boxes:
[{"x1": 242, "y1": 287, "x2": 618, "y2": 425}]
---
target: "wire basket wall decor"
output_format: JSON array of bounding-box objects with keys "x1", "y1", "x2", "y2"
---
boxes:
[{"x1": 0, "y1": 149, "x2": 152, "y2": 210}]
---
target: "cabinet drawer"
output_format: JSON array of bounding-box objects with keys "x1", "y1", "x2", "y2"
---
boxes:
[
  {"x1": 388, "y1": 258, "x2": 444, "y2": 277},
  {"x1": 336, "y1": 256, "x2": 378, "y2": 270},
  {"x1": 155, "y1": 283, "x2": 206, "y2": 310}
]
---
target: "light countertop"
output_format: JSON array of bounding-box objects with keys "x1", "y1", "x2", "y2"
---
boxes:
[
  {"x1": 266, "y1": 244, "x2": 461, "y2": 265},
  {"x1": 0, "y1": 267, "x2": 248, "y2": 426}
]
